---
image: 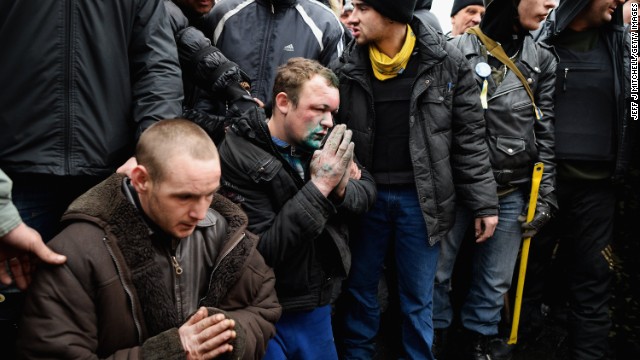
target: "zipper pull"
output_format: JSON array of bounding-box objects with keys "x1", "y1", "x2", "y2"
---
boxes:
[
  {"x1": 563, "y1": 68, "x2": 568, "y2": 92},
  {"x1": 171, "y1": 256, "x2": 183, "y2": 275}
]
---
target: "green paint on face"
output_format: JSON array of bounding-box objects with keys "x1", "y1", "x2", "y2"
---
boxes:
[{"x1": 301, "y1": 123, "x2": 325, "y2": 150}]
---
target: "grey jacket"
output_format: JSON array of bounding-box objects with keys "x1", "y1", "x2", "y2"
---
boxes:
[
  {"x1": 206, "y1": 0, "x2": 344, "y2": 111},
  {"x1": 0, "y1": 170, "x2": 20, "y2": 237},
  {"x1": 332, "y1": 17, "x2": 498, "y2": 245},
  {"x1": 0, "y1": 0, "x2": 183, "y2": 177}
]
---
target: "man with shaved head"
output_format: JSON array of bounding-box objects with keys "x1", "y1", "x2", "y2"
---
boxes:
[{"x1": 17, "y1": 119, "x2": 280, "y2": 359}]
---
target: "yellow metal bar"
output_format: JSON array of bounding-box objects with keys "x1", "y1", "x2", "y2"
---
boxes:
[{"x1": 508, "y1": 162, "x2": 544, "y2": 345}]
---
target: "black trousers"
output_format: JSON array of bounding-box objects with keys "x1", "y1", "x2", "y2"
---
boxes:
[{"x1": 523, "y1": 178, "x2": 614, "y2": 360}]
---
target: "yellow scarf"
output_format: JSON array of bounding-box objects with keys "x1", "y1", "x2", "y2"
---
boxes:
[{"x1": 369, "y1": 25, "x2": 416, "y2": 81}]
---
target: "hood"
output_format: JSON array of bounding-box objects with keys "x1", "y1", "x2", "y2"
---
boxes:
[
  {"x1": 552, "y1": 0, "x2": 623, "y2": 34},
  {"x1": 480, "y1": 0, "x2": 525, "y2": 54},
  {"x1": 415, "y1": 0, "x2": 432, "y2": 10},
  {"x1": 535, "y1": 0, "x2": 625, "y2": 41}
]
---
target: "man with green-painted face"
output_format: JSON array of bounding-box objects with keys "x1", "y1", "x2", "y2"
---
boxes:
[{"x1": 218, "y1": 57, "x2": 376, "y2": 359}]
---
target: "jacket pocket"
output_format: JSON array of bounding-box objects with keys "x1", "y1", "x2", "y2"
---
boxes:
[
  {"x1": 512, "y1": 100, "x2": 532, "y2": 112},
  {"x1": 248, "y1": 157, "x2": 282, "y2": 183},
  {"x1": 489, "y1": 136, "x2": 529, "y2": 185},
  {"x1": 420, "y1": 85, "x2": 452, "y2": 133},
  {"x1": 496, "y1": 136, "x2": 525, "y2": 156}
]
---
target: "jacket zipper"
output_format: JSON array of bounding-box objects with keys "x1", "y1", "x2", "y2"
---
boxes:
[
  {"x1": 64, "y1": 0, "x2": 73, "y2": 174},
  {"x1": 412, "y1": 75, "x2": 439, "y2": 245},
  {"x1": 199, "y1": 232, "x2": 246, "y2": 305},
  {"x1": 257, "y1": 7, "x2": 275, "y2": 103},
  {"x1": 342, "y1": 72, "x2": 376, "y2": 167},
  {"x1": 563, "y1": 68, "x2": 568, "y2": 92},
  {"x1": 171, "y1": 256, "x2": 184, "y2": 275},
  {"x1": 103, "y1": 236, "x2": 144, "y2": 343}
]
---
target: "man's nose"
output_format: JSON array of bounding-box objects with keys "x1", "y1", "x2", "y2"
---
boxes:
[
  {"x1": 321, "y1": 112, "x2": 335, "y2": 129},
  {"x1": 190, "y1": 199, "x2": 209, "y2": 221}
]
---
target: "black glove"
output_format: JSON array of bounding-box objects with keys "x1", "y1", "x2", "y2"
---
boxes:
[
  {"x1": 517, "y1": 194, "x2": 556, "y2": 238},
  {"x1": 227, "y1": 107, "x2": 263, "y2": 141},
  {"x1": 226, "y1": 82, "x2": 258, "y2": 118},
  {"x1": 176, "y1": 27, "x2": 249, "y2": 93}
]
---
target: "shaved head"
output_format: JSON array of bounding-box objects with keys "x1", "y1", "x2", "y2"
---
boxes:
[{"x1": 136, "y1": 119, "x2": 219, "y2": 182}]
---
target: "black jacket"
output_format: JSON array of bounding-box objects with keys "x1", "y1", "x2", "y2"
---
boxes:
[
  {"x1": 332, "y1": 17, "x2": 498, "y2": 245},
  {"x1": 535, "y1": 1, "x2": 634, "y2": 181},
  {"x1": 0, "y1": 0, "x2": 183, "y2": 177},
  {"x1": 218, "y1": 107, "x2": 376, "y2": 311},
  {"x1": 450, "y1": 0, "x2": 557, "y2": 199}
]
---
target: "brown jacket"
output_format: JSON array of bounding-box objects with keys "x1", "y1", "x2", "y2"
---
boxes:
[{"x1": 17, "y1": 174, "x2": 281, "y2": 359}]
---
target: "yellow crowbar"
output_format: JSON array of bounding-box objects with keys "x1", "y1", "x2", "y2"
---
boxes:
[{"x1": 508, "y1": 162, "x2": 544, "y2": 345}]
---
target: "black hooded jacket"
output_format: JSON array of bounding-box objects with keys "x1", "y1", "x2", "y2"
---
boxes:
[{"x1": 535, "y1": 0, "x2": 633, "y2": 181}]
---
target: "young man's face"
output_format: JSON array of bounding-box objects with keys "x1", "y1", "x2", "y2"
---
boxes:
[
  {"x1": 348, "y1": 0, "x2": 390, "y2": 46},
  {"x1": 518, "y1": 0, "x2": 556, "y2": 31},
  {"x1": 579, "y1": 0, "x2": 624, "y2": 27},
  {"x1": 451, "y1": 5, "x2": 485, "y2": 36},
  {"x1": 281, "y1": 75, "x2": 339, "y2": 150},
  {"x1": 179, "y1": 0, "x2": 214, "y2": 15},
  {"x1": 135, "y1": 155, "x2": 220, "y2": 239}
]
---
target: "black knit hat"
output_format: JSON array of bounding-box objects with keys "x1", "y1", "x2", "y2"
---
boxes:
[
  {"x1": 363, "y1": 0, "x2": 417, "y2": 24},
  {"x1": 450, "y1": 0, "x2": 484, "y2": 16}
]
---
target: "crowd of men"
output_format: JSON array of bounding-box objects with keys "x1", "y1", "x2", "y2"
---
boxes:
[{"x1": 0, "y1": 0, "x2": 635, "y2": 359}]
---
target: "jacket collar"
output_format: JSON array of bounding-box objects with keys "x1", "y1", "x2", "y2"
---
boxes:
[
  {"x1": 457, "y1": 32, "x2": 542, "y2": 76},
  {"x1": 339, "y1": 17, "x2": 447, "y2": 80}
]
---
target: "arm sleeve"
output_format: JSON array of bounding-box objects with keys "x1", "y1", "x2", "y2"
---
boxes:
[
  {"x1": 0, "y1": 169, "x2": 21, "y2": 237},
  {"x1": 449, "y1": 53, "x2": 499, "y2": 217},
  {"x1": 335, "y1": 165, "x2": 377, "y2": 214},
  {"x1": 533, "y1": 46, "x2": 558, "y2": 202},
  {"x1": 16, "y1": 230, "x2": 186, "y2": 360},
  {"x1": 205, "y1": 239, "x2": 281, "y2": 360},
  {"x1": 318, "y1": 16, "x2": 345, "y2": 67},
  {"x1": 130, "y1": 0, "x2": 184, "y2": 138}
]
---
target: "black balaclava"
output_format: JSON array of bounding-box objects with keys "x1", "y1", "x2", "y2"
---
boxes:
[{"x1": 480, "y1": 0, "x2": 525, "y2": 58}]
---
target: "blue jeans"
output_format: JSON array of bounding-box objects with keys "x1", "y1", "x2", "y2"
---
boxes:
[
  {"x1": 433, "y1": 189, "x2": 524, "y2": 335},
  {"x1": 263, "y1": 305, "x2": 338, "y2": 360},
  {"x1": 339, "y1": 185, "x2": 440, "y2": 360}
]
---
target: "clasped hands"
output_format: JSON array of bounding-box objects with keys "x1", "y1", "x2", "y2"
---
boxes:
[{"x1": 310, "y1": 124, "x2": 360, "y2": 201}]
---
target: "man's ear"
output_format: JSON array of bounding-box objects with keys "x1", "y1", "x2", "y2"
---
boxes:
[
  {"x1": 274, "y1": 92, "x2": 290, "y2": 116},
  {"x1": 130, "y1": 165, "x2": 151, "y2": 194}
]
